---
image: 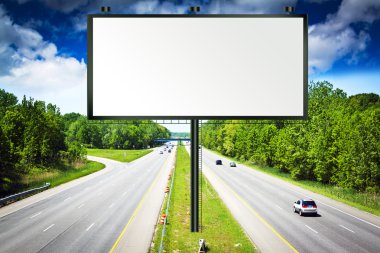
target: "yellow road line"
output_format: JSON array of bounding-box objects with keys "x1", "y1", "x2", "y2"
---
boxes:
[
  {"x1": 205, "y1": 165, "x2": 299, "y2": 253},
  {"x1": 109, "y1": 156, "x2": 171, "y2": 253}
]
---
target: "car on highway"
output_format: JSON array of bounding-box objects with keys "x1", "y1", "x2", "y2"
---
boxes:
[
  {"x1": 168, "y1": 149, "x2": 171, "y2": 153},
  {"x1": 159, "y1": 151, "x2": 163, "y2": 154},
  {"x1": 293, "y1": 198, "x2": 318, "y2": 216},
  {"x1": 229, "y1": 162, "x2": 237, "y2": 167},
  {"x1": 216, "y1": 160, "x2": 222, "y2": 165}
]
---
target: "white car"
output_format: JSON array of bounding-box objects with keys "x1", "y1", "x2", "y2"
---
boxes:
[{"x1": 293, "y1": 198, "x2": 318, "y2": 216}]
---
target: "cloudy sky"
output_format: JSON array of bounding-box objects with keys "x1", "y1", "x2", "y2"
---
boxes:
[{"x1": 0, "y1": 0, "x2": 379, "y2": 132}]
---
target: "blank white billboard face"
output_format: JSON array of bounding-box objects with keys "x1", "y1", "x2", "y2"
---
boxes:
[{"x1": 88, "y1": 15, "x2": 307, "y2": 119}]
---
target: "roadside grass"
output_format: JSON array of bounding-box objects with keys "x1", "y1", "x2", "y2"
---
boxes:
[
  {"x1": 21, "y1": 160, "x2": 105, "y2": 191},
  {"x1": 87, "y1": 148, "x2": 152, "y2": 162},
  {"x1": 208, "y1": 148, "x2": 380, "y2": 217},
  {"x1": 151, "y1": 146, "x2": 257, "y2": 253}
]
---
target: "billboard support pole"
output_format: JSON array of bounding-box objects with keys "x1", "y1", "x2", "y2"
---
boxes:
[{"x1": 191, "y1": 119, "x2": 199, "y2": 232}]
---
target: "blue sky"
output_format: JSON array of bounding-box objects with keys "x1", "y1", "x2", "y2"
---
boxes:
[{"x1": 0, "y1": 0, "x2": 379, "y2": 132}]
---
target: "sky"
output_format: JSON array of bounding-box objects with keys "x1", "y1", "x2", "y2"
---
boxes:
[{"x1": 0, "y1": 0, "x2": 379, "y2": 132}]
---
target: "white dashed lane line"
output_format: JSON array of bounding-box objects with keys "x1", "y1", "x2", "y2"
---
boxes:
[
  {"x1": 86, "y1": 223, "x2": 95, "y2": 232},
  {"x1": 286, "y1": 187, "x2": 380, "y2": 230},
  {"x1": 340, "y1": 225, "x2": 355, "y2": 233},
  {"x1": 30, "y1": 212, "x2": 41, "y2": 219},
  {"x1": 43, "y1": 224, "x2": 55, "y2": 232},
  {"x1": 305, "y1": 225, "x2": 318, "y2": 234},
  {"x1": 78, "y1": 204, "x2": 85, "y2": 209},
  {"x1": 109, "y1": 203, "x2": 114, "y2": 209},
  {"x1": 63, "y1": 197, "x2": 71, "y2": 202},
  {"x1": 275, "y1": 204, "x2": 284, "y2": 210}
]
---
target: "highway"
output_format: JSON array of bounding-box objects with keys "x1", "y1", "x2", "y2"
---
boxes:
[
  {"x1": 197, "y1": 147, "x2": 380, "y2": 253},
  {"x1": 0, "y1": 147, "x2": 174, "y2": 253}
]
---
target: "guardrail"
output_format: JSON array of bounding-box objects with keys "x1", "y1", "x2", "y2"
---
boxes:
[
  {"x1": 0, "y1": 183, "x2": 51, "y2": 207},
  {"x1": 158, "y1": 152, "x2": 176, "y2": 253}
]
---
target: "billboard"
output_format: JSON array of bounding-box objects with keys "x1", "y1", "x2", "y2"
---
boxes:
[{"x1": 88, "y1": 15, "x2": 307, "y2": 119}]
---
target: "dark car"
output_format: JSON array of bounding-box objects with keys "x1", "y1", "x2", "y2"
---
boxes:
[{"x1": 216, "y1": 160, "x2": 222, "y2": 165}]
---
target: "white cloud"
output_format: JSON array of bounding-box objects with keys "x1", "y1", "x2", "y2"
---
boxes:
[
  {"x1": 308, "y1": 0, "x2": 380, "y2": 74},
  {"x1": 17, "y1": 0, "x2": 89, "y2": 13},
  {"x1": 0, "y1": 4, "x2": 87, "y2": 114},
  {"x1": 129, "y1": 0, "x2": 297, "y2": 14}
]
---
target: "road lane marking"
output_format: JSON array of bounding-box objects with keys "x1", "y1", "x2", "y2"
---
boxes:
[
  {"x1": 285, "y1": 187, "x2": 380, "y2": 230},
  {"x1": 305, "y1": 225, "x2": 318, "y2": 234},
  {"x1": 85, "y1": 187, "x2": 90, "y2": 191},
  {"x1": 205, "y1": 166, "x2": 299, "y2": 253},
  {"x1": 275, "y1": 205, "x2": 284, "y2": 210},
  {"x1": 63, "y1": 197, "x2": 71, "y2": 202},
  {"x1": 122, "y1": 191, "x2": 128, "y2": 196},
  {"x1": 339, "y1": 225, "x2": 355, "y2": 233},
  {"x1": 86, "y1": 223, "x2": 95, "y2": 232},
  {"x1": 97, "y1": 191, "x2": 103, "y2": 196},
  {"x1": 109, "y1": 203, "x2": 114, "y2": 209},
  {"x1": 78, "y1": 204, "x2": 85, "y2": 209},
  {"x1": 43, "y1": 224, "x2": 55, "y2": 232},
  {"x1": 204, "y1": 147, "x2": 380, "y2": 231},
  {"x1": 100, "y1": 180, "x2": 104, "y2": 183},
  {"x1": 108, "y1": 154, "x2": 171, "y2": 253},
  {"x1": 30, "y1": 212, "x2": 41, "y2": 218}
]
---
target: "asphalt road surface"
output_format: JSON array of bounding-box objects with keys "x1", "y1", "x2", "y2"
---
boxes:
[
  {"x1": 198, "y1": 148, "x2": 380, "y2": 253},
  {"x1": 0, "y1": 147, "x2": 173, "y2": 253}
]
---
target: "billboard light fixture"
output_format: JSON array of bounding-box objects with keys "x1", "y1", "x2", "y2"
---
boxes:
[
  {"x1": 100, "y1": 6, "x2": 111, "y2": 13},
  {"x1": 284, "y1": 6, "x2": 295, "y2": 14}
]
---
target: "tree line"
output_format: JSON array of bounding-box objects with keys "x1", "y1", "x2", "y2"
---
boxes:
[
  {"x1": 0, "y1": 89, "x2": 170, "y2": 196},
  {"x1": 202, "y1": 82, "x2": 379, "y2": 192}
]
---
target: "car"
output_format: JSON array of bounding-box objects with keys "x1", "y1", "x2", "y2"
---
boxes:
[
  {"x1": 293, "y1": 198, "x2": 318, "y2": 216},
  {"x1": 216, "y1": 160, "x2": 222, "y2": 165},
  {"x1": 229, "y1": 162, "x2": 237, "y2": 167},
  {"x1": 168, "y1": 149, "x2": 171, "y2": 153},
  {"x1": 159, "y1": 151, "x2": 163, "y2": 154}
]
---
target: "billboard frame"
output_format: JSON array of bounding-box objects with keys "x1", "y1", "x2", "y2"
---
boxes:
[{"x1": 87, "y1": 14, "x2": 308, "y2": 121}]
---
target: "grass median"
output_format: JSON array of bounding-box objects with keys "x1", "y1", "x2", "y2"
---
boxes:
[
  {"x1": 151, "y1": 146, "x2": 256, "y2": 253},
  {"x1": 87, "y1": 148, "x2": 152, "y2": 162},
  {"x1": 208, "y1": 148, "x2": 380, "y2": 217}
]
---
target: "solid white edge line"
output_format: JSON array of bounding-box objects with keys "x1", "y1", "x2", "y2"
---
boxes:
[
  {"x1": 43, "y1": 224, "x2": 55, "y2": 232},
  {"x1": 305, "y1": 225, "x2": 318, "y2": 234},
  {"x1": 339, "y1": 225, "x2": 355, "y2": 233},
  {"x1": 205, "y1": 148, "x2": 380, "y2": 230},
  {"x1": 285, "y1": 188, "x2": 380, "y2": 230},
  {"x1": 30, "y1": 212, "x2": 42, "y2": 218},
  {"x1": 86, "y1": 223, "x2": 95, "y2": 232}
]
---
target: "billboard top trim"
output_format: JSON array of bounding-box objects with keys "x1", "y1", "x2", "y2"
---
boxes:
[{"x1": 88, "y1": 14, "x2": 307, "y2": 18}]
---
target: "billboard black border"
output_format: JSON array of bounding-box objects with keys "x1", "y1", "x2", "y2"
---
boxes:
[{"x1": 87, "y1": 14, "x2": 308, "y2": 120}]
